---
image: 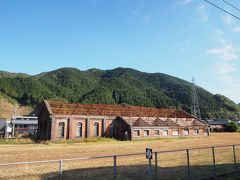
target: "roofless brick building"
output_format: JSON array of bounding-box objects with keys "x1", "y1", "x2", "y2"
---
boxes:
[{"x1": 38, "y1": 100, "x2": 208, "y2": 141}]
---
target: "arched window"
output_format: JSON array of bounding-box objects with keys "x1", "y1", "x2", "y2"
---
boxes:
[
  {"x1": 76, "y1": 122, "x2": 82, "y2": 137},
  {"x1": 58, "y1": 122, "x2": 65, "y2": 138},
  {"x1": 94, "y1": 122, "x2": 99, "y2": 137}
]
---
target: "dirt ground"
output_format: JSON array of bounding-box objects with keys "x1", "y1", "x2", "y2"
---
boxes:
[
  {"x1": 0, "y1": 133, "x2": 239, "y2": 164},
  {"x1": 0, "y1": 95, "x2": 33, "y2": 118}
]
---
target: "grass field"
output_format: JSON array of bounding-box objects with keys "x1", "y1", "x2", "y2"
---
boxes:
[
  {"x1": 0, "y1": 133, "x2": 239, "y2": 163},
  {"x1": 0, "y1": 133, "x2": 239, "y2": 179}
]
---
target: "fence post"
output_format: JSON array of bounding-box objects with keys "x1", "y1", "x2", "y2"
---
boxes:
[
  {"x1": 113, "y1": 156, "x2": 117, "y2": 180},
  {"x1": 149, "y1": 158, "x2": 152, "y2": 180},
  {"x1": 59, "y1": 160, "x2": 63, "y2": 180},
  {"x1": 186, "y1": 149, "x2": 190, "y2": 180},
  {"x1": 233, "y1": 145, "x2": 238, "y2": 177},
  {"x1": 155, "y1": 152, "x2": 158, "y2": 180},
  {"x1": 212, "y1": 147, "x2": 216, "y2": 177}
]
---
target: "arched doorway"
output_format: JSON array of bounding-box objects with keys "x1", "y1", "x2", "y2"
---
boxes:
[{"x1": 94, "y1": 122, "x2": 99, "y2": 137}]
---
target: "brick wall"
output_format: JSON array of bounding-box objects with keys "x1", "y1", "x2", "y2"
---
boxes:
[
  {"x1": 68, "y1": 119, "x2": 86, "y2": 139},
  {"x1": 38, "y1": 104, "x2": 51, "y2": 140},
  {"x1": 105, "y1": 119, "x2": 114, "y2": 137},
  {"x1": 43, "y1": 114, "x2": 207, "y2": 141},
  {"x1": 131, "y1": 127, "x2": 206, "y2": 140},
  {"x1": 51, "y1": 119, "x2": 68, "y2": 140},
  {"x1": 51, "y1": 118, "x2": 107, "y2": 140},
  {"x1": 89, "y1": 119, "x2": 102, "y2": 137}
]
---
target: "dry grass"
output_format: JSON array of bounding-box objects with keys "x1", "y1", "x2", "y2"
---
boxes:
[
  {"x1": 0, "y1": 133, "x2": 239, "y2": 179},
  {"x1": 0, "y1": 133, "x2": 239, "y2": 163}
]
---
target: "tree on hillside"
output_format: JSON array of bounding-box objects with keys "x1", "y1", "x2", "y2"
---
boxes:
[{"x1": 225, "y1": 121, "x2": 238, "y2": 132}]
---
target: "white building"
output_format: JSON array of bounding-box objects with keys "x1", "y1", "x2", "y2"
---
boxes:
[
  {"x1": 0, "y1": 116, "x2": 38, "y2": 138},
  {"x1": 12, "y1": 116, "x2": 38, "y2": 137},
  {"x1": 0, "y1": 119, "x2": 12, "y2": 138}
]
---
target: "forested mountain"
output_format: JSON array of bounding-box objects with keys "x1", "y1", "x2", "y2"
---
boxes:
[
  {"x1": 0, "y1": 67, "x2": 239, "y2": 120},
  {"x1": 0, "y1": 71, "x2": 29, "y2": 78}
]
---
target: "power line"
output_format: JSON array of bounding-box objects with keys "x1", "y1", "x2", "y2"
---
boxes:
[
  {"x1": 222, "y1": 0, "x2": 240, "y2": 13},
  {"x1": 204, "y1": 0, "x2": 240, "y2": 21}
]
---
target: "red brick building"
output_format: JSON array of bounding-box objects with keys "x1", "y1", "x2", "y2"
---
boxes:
[{"x1": 38, "y1": 100, "x2": 208, "y2": 141}]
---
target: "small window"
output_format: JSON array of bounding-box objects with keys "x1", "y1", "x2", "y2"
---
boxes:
[
  {"x1": 94, "y1": 122, "x2": 99, "y2": 137},
  {"x1": 58, "y1": 122, "x2": 65, "y2": 138},
  {"x1": 143, "y1": 130, "x2": 149, "y2": 137},
  {"x1": 194, "y1": 129, "x2": 199, "y2": 135},
  {"x1": 163, "y1": 130, "x2": 168, "y2": 136},
  {"x1": 109, "y1": 124, "x2": 114, "y2": 137},
  {"x1": 30, "y1": 125, "x2": 36, "y2": 130},
  {"x1": 76, "y1": 122, "x2": 82, "y2": 138},
  {"x1": 154, "y1": 130, "x2": 160, "y2": 136},
  {"x1": 134, "y1": 130, "x2": 140, "y2": 137},
  {"x1": 172, "y1": 130, "x2": 179, "y2": 136},
  {"x1": 183, "y1": 129, "x2": 189, "y2": 135}
]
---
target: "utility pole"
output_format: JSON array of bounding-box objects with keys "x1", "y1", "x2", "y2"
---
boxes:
[
  {"x1": 12, "y1": 105, "x2": 16, "y2": 138},
  {"x1": 191, "y1": 77, "x2": 201, "y2": 120}
]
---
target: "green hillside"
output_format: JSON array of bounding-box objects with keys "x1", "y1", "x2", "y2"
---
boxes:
[
  {"x1": 0, "y1": 71, "x2": 29, "y2": 78},
  {"x1": 0, "y1": 67, "x2": 239, "y2": 120}
]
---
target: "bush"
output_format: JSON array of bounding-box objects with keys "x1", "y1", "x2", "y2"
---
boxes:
[
  {"x1": 225, "y1": 122, "x2": 238, "y2": 132},
  {"x1": 0, "y1": 138, "x2": 34, "y2": 144},
  {"x1": 49, "y1": 137, "x2": 117, "y2": 144}
]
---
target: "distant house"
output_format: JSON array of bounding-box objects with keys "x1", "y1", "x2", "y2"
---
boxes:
[
  {"x1": 0, "y1": 118, "x2": 11, "y2": 138},
  {"x1": 38, "y1": 100, "x2": 208, "y2": 141},
  {"x1": 11, "y1": 116, "x2": 38, "y2": 137},
  {"x1": 207, "y1": 119, "x2": 230, "y2": 132},
  {"x1": 0, "y1": 118, "x2": 7, "y2": 138},
  {"x1": 0, "y1": 116, "x2": 38, "y2": 138}
]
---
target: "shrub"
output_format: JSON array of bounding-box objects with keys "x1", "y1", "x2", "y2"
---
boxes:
[
  {"x1": 225, "y1": 122, "x2": 238, "y2": 132},
  {"x1": 0, "y1": 138, "x2": 34, "y2": 144}
]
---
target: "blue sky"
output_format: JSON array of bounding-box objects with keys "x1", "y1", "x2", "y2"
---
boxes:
[{"x1": 0, "y1": 0, "x2": 240, "y2": 103}]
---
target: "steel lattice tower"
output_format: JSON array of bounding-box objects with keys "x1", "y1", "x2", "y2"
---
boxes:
[{"x1": 191, "y1": 77, "x2": 201, "y2": 119}]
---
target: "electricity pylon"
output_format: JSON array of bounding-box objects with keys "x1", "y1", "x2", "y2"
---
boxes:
[{"x1": 191, "y1": 77, "x2": 201, "y2": 119}]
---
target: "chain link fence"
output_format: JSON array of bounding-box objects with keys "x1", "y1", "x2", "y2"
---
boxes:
[
  {"x1": 0, "y1": 160, "x2": 59, "y2": 180},
  {"x1": 0, "y1": 144, "x2": 239, "y2": 180}
]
